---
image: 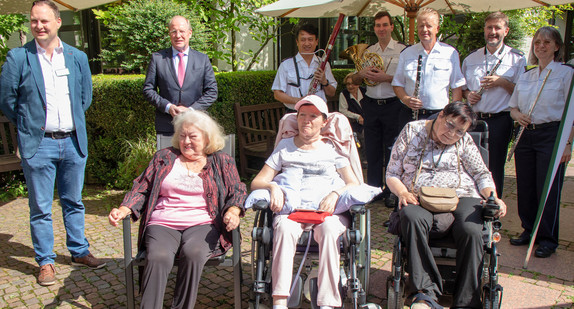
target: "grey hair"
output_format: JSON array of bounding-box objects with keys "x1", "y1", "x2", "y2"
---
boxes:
[{"x1": 171, "y1": 109, "x2": 225, "y2": 154}]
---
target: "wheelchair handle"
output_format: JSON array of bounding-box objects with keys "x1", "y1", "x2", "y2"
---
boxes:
[{"x1": 482, "y1": 192, "x2": 499, "y2": 220}]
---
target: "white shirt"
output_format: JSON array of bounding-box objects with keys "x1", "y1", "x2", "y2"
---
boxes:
[
  {"x1": 36, "y1": 39, "x2": 74, "y2": 133},
  {"x1": 392, "y1": 42, "x2": 466, "y2": 110},
  {"x1": 462, "y1": 45, "x2": 526, "y2": 113},
  {"x1": 364, "y1": 39, "x2": 406, "y2": 99},
  {"x1": 508, "y1": 61, "x2": 574, "y2": 124},
  {"x1": 271, "y1": 53, "x2": 337, "y2": 110}
]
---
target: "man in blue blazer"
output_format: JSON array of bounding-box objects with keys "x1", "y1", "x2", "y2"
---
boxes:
[
  {"x1": 0, "y1": 0, "x2": 104, "y2": 286},
  {"x1": 143, "y1": 15, "x2": 218, "y2": 149}
]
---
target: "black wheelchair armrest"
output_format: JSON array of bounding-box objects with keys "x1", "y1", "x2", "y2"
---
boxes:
[
  {"x1": 349, "y1": 204, "x2": 366, "y2": 216},
  {"x1": 253, "y1": 200, "x2": 270, "y2": 211}
]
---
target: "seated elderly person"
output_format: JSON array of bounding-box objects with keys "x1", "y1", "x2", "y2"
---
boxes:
[
  {"x1": 386, "y1": 101, "x2": 507, "y2": 309},
  {"x1": 108, "y1": 110, "x2": 246, "y2": 309},
  {"x1": 250, "y1": 95, "x2": 360, "y2": 309}
]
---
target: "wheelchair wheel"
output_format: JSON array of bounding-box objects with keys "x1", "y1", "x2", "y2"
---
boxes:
[
  {"x1": 250, "y1": 209, "x2": 273, "y2": 308},
  {"x1": 357, "y1": 209, "x2": 371, "y2": 295},
  {"x1": 386, "y1": 277, "x2": 405, "y2": 309}
]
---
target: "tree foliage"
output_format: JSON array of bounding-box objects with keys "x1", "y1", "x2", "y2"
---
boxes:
[
  {"x1": 0, "y1": 14, "x2": 28, "y2": 62},
  {"x1": 187, "y1": 0, "x2": 295, "y2": 71},
  {"x1": 518, "y1": 4, "x2": 573, "y2": 36},
  {"x1": 93, "y1": 0, "x2": 210, "y2": 73}
]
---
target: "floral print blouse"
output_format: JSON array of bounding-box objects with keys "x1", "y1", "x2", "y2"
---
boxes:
[{"x1": 386, "y1": 120, "x2": 494, "y2": 199}]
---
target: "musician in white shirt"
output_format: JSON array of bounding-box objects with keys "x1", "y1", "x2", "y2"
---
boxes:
[{"x1": 462, "y1": 11, "x2": 526, "y2": 196}]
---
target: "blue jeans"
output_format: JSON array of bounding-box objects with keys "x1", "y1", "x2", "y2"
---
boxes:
[{"x1": 21, "y1": 136, "x2": 90, "y2": 266}]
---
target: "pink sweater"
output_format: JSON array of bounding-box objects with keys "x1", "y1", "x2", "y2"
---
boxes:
[{"x1": 148, "y1": 157, "x2": 212, "y2": 230}]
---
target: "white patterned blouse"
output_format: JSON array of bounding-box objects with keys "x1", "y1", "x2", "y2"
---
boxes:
[{"x1": 386, "y1": 120, "x2": 495, "y2": 199}]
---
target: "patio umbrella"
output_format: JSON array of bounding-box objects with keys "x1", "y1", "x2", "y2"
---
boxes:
[
  {"x1": 0, "y1": 0, "x2": 119, "y2": 14},
  {"x1": 257, "y1": 0, "x2": 574, "y2": 43}
]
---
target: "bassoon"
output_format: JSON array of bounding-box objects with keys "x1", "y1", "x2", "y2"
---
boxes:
[{"x1": 307, "y1": 13, "x2": 345, "y2": 96}]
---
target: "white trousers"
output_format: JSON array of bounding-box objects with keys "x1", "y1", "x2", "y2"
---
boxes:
[{"x1": 271, "y1": 214, "x2": 348, "y2": 307}]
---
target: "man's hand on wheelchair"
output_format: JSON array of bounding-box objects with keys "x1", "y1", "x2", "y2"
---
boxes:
[
  {"x1": 223, "y1": 206, "x2": 242, "y2": 231},
  {"x1": 108, "y1": 206, "x2": 132, "y2": 227}
]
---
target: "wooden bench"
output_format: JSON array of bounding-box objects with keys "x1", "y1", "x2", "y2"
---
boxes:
[
  {"x1": 0, "y1": 115, "x2": 21, "y2": 173},
  {"x1": 234, "y1": 102, "x2": 285, "y2": 178}
]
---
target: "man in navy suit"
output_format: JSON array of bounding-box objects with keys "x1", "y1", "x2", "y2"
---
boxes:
[
  {"x1": 0, "y1": 0, "x2": 104, "y2": 286},
  {"x1": 143, "y1": 15, "x2": 218, "y2": 149}
]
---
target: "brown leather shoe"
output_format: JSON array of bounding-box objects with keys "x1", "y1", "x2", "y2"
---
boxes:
[
  {"x1": 71, "y1": 253, "x2": 106, "y2": 269},
  {"x1": 38, "y1": 264, "x2": 56, "y2": 286}
]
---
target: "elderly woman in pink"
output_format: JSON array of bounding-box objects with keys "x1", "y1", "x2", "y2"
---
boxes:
[{"x1": 108, "y1": 110, "x2": 246, "y2": 308}]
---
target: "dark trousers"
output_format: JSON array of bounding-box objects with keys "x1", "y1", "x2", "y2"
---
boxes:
[
  {"x1": 400, "y1": 198, "x2": 483, "y2": 308},
  {"x1": 514, "y1": 125, "x2": 563, "y2": 249},
  {"x1": 362, "y1": 96, "x2": 404, "y2": 187},
  {"x1": 478, "y1": 112, "x2": 513, "y2": 196},
  {"x1": 397, "y1": 106, "x2": 441, "y2": 131},
  {"x1": 141, "y1": 224, "x2": 220, "y2": 309}
]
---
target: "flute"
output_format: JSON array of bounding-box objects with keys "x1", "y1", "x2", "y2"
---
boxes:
[
  {"x1": 506, "y1": 69, "x2": 552, "y2": 162},
  {"x1": 307, "y1": 13, "x2": 345, "y2": 96},
  {"x1": 412, "y1": 55, "x2": 423, "y2": 120},
  {"x1": 477, "y1": 58, "x2": 504, "y2": 96}
]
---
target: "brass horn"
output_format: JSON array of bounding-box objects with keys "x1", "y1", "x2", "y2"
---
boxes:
[{"x1": 341, "y1": 44, "x2": 384, "y2": 86}]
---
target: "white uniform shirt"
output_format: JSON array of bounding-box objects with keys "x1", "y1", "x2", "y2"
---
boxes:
[
  {"x1": 272, "y1": 53, "x2": 337, "y2": 110},
  {"x1": 462, "y1": 45, "x2": 526, "y2": 113},
  {"x1": 508, "y1": 61, "x2": 574, "y2": 124},
  {"x1": 36, "y1": 39, "x2": 74, "y2": 133},
  {"x1": 364, "y1": 39, "x2": 406, "y2": 99},
  {"x1": 392, "y1": 42, "x2": 466, "y2": 110}
]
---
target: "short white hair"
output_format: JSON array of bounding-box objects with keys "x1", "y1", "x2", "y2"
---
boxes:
[{"x1": 171, "y1": 110, "x2": 225, "y2": 154}]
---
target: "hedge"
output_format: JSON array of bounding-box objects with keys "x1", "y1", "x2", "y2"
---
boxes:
[{"x1": 86, "y1": 69, "x2": 353, "y2": 187}]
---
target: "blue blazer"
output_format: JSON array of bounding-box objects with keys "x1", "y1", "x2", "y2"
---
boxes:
[
  {"x1": 0, "y1": 40, "x2": 92, "y2": 159},
  {"x1": 143, "y1": 47, "x2": 217, "y2": 134}
]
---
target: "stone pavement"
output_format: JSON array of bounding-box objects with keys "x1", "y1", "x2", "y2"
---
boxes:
[{"x1": 0, "y1": 162, "x2": 573, "y2": 308}]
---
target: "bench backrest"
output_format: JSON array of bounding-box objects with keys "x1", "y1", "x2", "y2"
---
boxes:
[
  {"x1": 233, "y1": 102, "x2": 285, "y2": 177},
  {"x1": 0, "y1": 115, "x2": 21, "y2": 172}
]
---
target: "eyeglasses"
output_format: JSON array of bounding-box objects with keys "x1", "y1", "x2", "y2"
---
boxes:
[{"x1": 444, "y1": 120, "x2": 467, "y2": 137}]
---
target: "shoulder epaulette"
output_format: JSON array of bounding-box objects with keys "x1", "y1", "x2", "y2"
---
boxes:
[
  {"x1": 400, "y1": 45, "x2": 413, "y2": 53},
  {"x1": 280, "y1": 56, "x2": 294, "y2": 63},
  {"x1": 524, "y1": 65, "x2": 538, "y2": 72},
  {"x1": 510, "y1": 48, "x2": 525, "y2": 56},
  {"x1": 562, "y1": 63, "x2": 574, "y2": 69},
  {"x1": 468, "y1": 47, "x2": 480, "y2": 56}
]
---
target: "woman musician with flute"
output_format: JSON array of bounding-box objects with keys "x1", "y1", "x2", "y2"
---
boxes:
[{"x1": 507, "y1": 26, "x2": 574, "y2": 258}]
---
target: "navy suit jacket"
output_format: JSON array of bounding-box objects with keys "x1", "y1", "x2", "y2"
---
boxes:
[
  {"x1": 0, "y1": 40, "x2": 92, "y2": 159},
  {"x1": 143, "y1": 47, "x2": 218, "y2": 134}
]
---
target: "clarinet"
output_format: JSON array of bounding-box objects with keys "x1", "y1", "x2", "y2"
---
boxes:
[
  {"x1": 412, "y1": 55, "x2": 423, "y2": 120},
  {"x1": 477, "y1": 58, "x2": 504, "y2": 95}
]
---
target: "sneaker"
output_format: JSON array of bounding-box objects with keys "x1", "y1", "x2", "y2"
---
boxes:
[
  {"x1": 38, "y1": 264, "x2": 56, "y2": 286},
  {"x1": 71, "y1": 253, "x2": 106, "y2": 269}
]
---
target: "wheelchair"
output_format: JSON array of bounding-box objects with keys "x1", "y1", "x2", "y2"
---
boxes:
[
  {"x1": 386, "y1": 120, "x2": 504, "y2": 309},
  {"x1": 250, "y1": 200, "x2": 372, "y2": 309},
  {"x1": 247, "y1": 111, "x2": 377, "y2": 309}
]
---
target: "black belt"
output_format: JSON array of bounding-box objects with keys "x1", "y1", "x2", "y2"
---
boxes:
[
  {"x1": 418, "y1": 109, "x2": 441, "y2": 115},
  {"x1": 525, "y1": 121, "x2": 560, "y2": 130},
  {"x1": 477, "y1": 111, "x2": 510, "y2": 119},
  {"x1": 44, "y1": 131, "x2": 75, "y2": 139},
  {"x1": 369, "y1": 96, "x2": 400, "y2": 105}
]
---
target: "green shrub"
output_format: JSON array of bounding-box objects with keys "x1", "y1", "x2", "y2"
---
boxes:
[{"x1": 86, "y1": 69, "x2": 353, "y2": 187}]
